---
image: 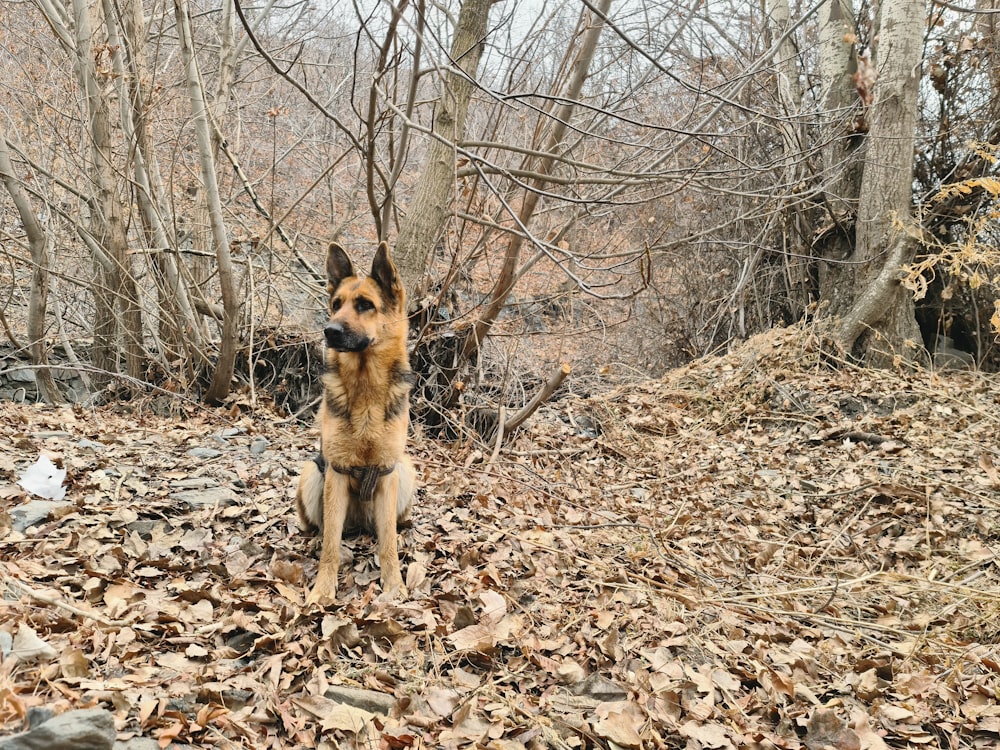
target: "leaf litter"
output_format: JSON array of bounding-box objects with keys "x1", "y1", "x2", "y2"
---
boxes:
[{"x1": 0, "y1": 323, "x2": 999, "y2": 748}]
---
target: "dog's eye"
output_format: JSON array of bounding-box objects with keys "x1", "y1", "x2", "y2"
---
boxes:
[
  {"x1": 355, "y1": 297, "x2": 375, "y2": 313},
  {"x1": 331, "y1": 298, "x2": 342, "y2": 312}
]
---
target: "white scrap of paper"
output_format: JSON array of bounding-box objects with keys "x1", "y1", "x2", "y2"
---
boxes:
[{"x1": 17, "y1": 454, "x2": 67, "y2": 501}]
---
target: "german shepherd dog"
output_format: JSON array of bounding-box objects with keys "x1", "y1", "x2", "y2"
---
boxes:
[{"x1": 296, "y1": 241, "x2": 415, "y2": 604}]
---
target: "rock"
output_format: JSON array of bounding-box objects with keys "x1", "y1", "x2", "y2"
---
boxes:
[
  {"x1": 113, "y1": 738, "x2": 196, "y2": 750},
  {"x1": 0, "y1": 708, "x2": 115, "y2": 750},
  {"x1": 10, "y1": 500, "x2": 74, "y2": 533},
  {"x1": 23, "y1": 709, "x2": 54, "y2": 729},
  {"x1": 171, "y1": 487, "x2": 239, "y2": 510},
  {"x1": 932, "y1": 335, "x2": 975, "y2": 371},
  {"x1": 113, "y1": 740, "x2": 159, "y2": 750},
  {"x1": 324, "y1": 685, "x2": 396, "y2": 716},
  {"x1": 569, "y1": 673, "x2": 628, "y2": 702},
  {"x1": 169, "y1": 477, "x2": 214, "y2": 490},
  {"x1": 7, "y1": 367, "x2": 36, "y2": 384},
  {"x1": 185, "y1": 447, "x2": 223, "y2": 459},
  {"x1": 249, "y1": 438, "x2": 268, "y2": 455}
]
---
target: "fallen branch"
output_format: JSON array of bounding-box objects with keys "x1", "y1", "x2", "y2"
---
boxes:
[
  {"x1": 3, "y1": 576, "x2": 127, "y2": 628},
  {"x1": 504, "y1": 362, "x2": 570, "y2": 435}
]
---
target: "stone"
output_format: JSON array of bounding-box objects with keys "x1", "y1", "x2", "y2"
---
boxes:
[
  {"x1": 324, "y1": 685, "x2": 396, "y2": 716},
  {"x1": 7, "y1": 367, "x2": 36, "y2": 384},
  {"x1": 0, "y1": 708, "x2": 115, "y2": 750},
  {"x1": 10, "y1": 500, "x2": 74, "y2": 533},
  {"x1": 114, "y1": 738, "x2": 195, "y2": 750},
  {"x1": 171, "y1": 487, "x2": 239, "y2": 509},
  {"x1": 185, "y1": 447, "x2": 223, "y2": 459}
]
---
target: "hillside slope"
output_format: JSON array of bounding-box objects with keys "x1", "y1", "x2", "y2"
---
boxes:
[{"x1": 1, "y1": 324, "x2": 999, "y2": 749}]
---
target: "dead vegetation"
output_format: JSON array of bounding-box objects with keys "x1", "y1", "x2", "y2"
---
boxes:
[{"x1": 1, "y1": 323, "x2": 999, "y2": 748}]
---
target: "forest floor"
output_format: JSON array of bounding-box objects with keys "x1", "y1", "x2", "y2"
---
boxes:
[{"x1": 1, "y1": 323, "x2": 999, "y2": 749}]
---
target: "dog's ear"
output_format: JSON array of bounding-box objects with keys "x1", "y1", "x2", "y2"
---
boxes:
[
  {"x1": 370, "y1": 241, "x2": 404, "y2": 307},
  {"x1": 326, "y1": 242, "x2": 354, "y2": 295}
]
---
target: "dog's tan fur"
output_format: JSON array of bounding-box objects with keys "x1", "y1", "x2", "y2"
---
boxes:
[{"x1": 296, "y1": 241, "x2": 415, "y2": 604}]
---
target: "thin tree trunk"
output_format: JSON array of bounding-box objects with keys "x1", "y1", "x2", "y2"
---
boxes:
[
  {"x1": 175, "y1": 0, "x2": 239, "y2": 404},
  {"x1": 834, "y1": 0, "x2": 925, "y2": 362},
  {"x1": 462, "y1": 0, "x2": 612, "y2": 361},
  {"x1": 0, "y1": 132, "x2": 62, "y2": 403},
  {"x1": 115, "y1": 0, "x2": 203, "y2": 375},
  {"x1": 816, "y1": 0, "x2": 863, "y2": 316},
  {"x1": 395, "y1": 0, "x2": 495, "y2": 300},
  {"x1": 766, "y1": 0, "x2": 809, "y2": 319},
  {"x1": 70, "y1": 0, "x2": 144, "y2": 383}
]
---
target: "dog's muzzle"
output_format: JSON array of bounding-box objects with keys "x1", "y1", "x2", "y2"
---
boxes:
[{"x1": 325, "y1": 323, "x2": 371, "y2": 352}]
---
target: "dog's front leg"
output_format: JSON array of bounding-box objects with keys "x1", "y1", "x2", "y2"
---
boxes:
[
  {"x1": 374, "y1": 471, "x2": 407, "y2": 600},
  {"x1": 307, "y1": 469, "x2": 349, "y2": 605}
]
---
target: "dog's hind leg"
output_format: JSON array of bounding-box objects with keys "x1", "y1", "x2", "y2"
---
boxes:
[
  {"x1": 395, "y1": 456, "x2": 416, "y2": 527},
  {"x1": 295, "y1": 456, "x2": 325, "y2": 531}
]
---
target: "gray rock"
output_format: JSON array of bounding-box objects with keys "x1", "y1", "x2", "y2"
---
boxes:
[
  {"x1": 0, "y1": 708, "x2": 114, "y2": 750},
  {"x1": 569, "y1": 673, "x2": 628, "y2": 702},
  {"x1": 324, "y1": 685, "x2": 396, "y2": 716},
  {"x1": 168, "y1": 477, "x2": 214, "y2": 490},
  {"x1": 10, "y1": 500, "x2": 74, "y2": 532},
  {"x1": 113, "y1": 741, "x2": 159, "y2": 750},
  {"x1": 249, "y1": 438, "x2": 268, "y2": 455},
  {"x1": 171, "y1": 487, "x2": 238, "y2": 509},
  {"x1": 7, "y1": 367, "x2": 36, "y2": 384},
  {"x1": 185, "y1": 447, "x2": 223, "y2": 459},
  {"x1": 113, "y1": 739, "x2": 195, "y2": 750}
]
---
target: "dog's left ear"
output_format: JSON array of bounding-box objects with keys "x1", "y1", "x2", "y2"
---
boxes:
[{"x1": 370, "y1": 241, "x2": 404, "y2": 307}]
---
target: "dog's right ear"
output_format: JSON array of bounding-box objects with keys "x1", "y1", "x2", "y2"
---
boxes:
[{"x1": 326, "y1": 242, "x2": 354, "y2": 295}]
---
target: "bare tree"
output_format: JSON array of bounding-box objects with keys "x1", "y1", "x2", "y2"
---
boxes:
[
  {"x1": 394, "y1": 0, "x2": 496, "y2": 299},
  {"x1": 0, "y1": 130, "x2": 61, "y2": 403},
  {"x1": 174, "y1": 0, "x2": 239, "y2": 404},
  {"x1": 828, "y1": 0, "x2": 926, "y2": 362}
]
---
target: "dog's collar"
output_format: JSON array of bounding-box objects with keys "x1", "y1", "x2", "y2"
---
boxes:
[{"x1": 329, "y1": 464, "x2": 394, "y2": 503}]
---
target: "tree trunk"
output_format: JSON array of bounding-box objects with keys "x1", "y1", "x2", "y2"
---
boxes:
[
  {"x1": 815, "y1": 0, "x2": 862, "y2": 313},
  {"x1": 115, "y1": 0, "x2": 203, "y2": 375},
  {"x1": 394, "y1": 0, "x2": 495, "y2": 301},
  {"x1": 0, "y1": 132, "x2": 62, "y2": 403},
  {"x1": 175, "y1": 0, "x2": 239, "y2": 404},
  {"x1": 70, "y1": 0, "x2": 144, "y2": 383},
  {"x1": 462, "y1": 0, "x2": 612, "y2": 361},
  {"x1": 765, "y1": 0, "x2": 809, "y2": 319},
  {"x1": 821, "y1": 0, "x2": 925, "y2": 364}
]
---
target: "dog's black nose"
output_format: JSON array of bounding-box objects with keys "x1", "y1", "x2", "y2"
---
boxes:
[
  {"x1": 324, "y1": 323, "x2": 344, "y2": 348},
  {"x1": 324, "y1": 323, "x2": 370, "y2": 352}
]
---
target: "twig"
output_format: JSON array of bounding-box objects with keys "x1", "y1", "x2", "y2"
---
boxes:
[
  {"x1": 504, "y1": 362, "x2": 570, "y2": 435},
  {"x1": 807, "y1": 426, "x2": 898, "y2": 446},
  {"x1": 486, "y1": 405, "x2": 505, "y2": 466},
  {"x1": 4, "y1": 576, "x2": 127, "y2": 628}
]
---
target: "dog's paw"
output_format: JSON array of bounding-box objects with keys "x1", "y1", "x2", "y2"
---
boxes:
[
  {"x1": 306, "y1": 576, "x2": 338, "y2": 607},
  {"x1": 378, "y1": 579, "x2": 408, "y2": 603}
]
